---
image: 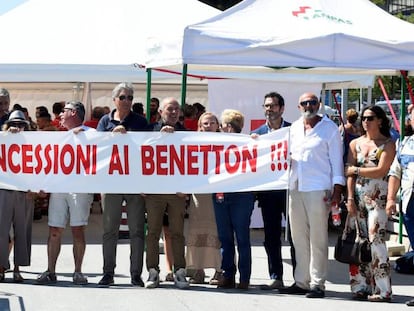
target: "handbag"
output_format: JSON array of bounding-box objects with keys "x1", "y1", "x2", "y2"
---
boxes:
[{"x1": 334, "y1": 214, "x2": 372, "y2": 265}]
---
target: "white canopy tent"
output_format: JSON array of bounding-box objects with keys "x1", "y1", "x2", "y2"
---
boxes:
[
  {"x1": 0, "y1": 0, "x2": 221, "y2": 118},
  {"x1": 0, "y1": 0, "x2": 220, "y2": 83},
  {"x1": 172, "y1": 0, "x2": 414, "y2": 72}
]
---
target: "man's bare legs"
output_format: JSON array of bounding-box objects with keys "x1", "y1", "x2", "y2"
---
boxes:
[{"x1": 71, "y1": 226, "x2": 86, "y2": 273}]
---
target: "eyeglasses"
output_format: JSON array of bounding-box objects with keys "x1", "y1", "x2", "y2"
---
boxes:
[
  {"x1": 299, "y1": 99, "x2": 319, "y2": 107},
  {"x1": 262, "y1": 103, "x2": 278, "y2": 109},
  {"x1": 118, "y1": 95, "x2": 133, "y2": 101},
  {"x1": 9, "y1": 122, "x2": 26, "y2": 128},
  {"x1": 361, "y1": 116, "x2": 376, "y2": 121}
]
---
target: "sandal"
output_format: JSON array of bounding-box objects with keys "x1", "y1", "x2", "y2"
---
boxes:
[
  {"x1": 189, "y1": 269, "x2": 205, "y2": 284},
  {"x1": 368, "y1": 294, "x2": 391, "y2": 303},
  {"x1": 352, "y1": 291, "x2": 368, "y2": 301},
  {"x1": 13, "y1": 272, "x2": 24, "y2": 283},
  {"x1": 35, "y1": 271, "x2": 57, "y2": 285},
  {"x1": 73, "y1": 272, "x2": 88, "y2": 285},
  {"x1": 209, "y1": 271, "x2": 223, "y2": 286}
]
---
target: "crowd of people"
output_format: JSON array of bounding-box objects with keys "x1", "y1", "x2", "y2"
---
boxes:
[{"x1": 0, "y1": 84, "x2": 413, "y2": 306}]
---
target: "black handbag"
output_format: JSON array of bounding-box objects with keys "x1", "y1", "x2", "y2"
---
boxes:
[{"x1": 334, "y1": 214, "x2": 372, "y2": 265}]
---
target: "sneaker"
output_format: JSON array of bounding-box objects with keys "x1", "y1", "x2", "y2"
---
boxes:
[
  {"x1": 98, "y1": 273, "x2": 114, "y2": 286},
  {"x1": 131, "y1": 274, "x2": 144, "y2": 287},
  {"x1": 35, "y1": 271, "x2": 57, "y2": 285},
  {"x1": 174, "y1": 268, "x2": 190, "y2": 289},
  {"x1": 306, "y1": 286, "x2": 325, "y2": 298},
  {"x1": 145, "y1": 268, "x2": 160, "y2": 289},
  {"x1": 73, "y1": 272, "x2": 88, "y2": 285},
  {"x1": 260, "y1": 279, "x2": 284, "y2": 290}
]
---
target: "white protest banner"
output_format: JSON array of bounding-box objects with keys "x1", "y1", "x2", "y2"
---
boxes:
[{"x1": 0, "y1": 128, "x2": 289, "y2": 193}]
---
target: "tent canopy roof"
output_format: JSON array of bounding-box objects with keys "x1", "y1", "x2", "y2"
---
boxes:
[
  {"x1": 0, "y1": 0, "x2": 219, "y2": 82},
  {"x1": 146, "y1": 0, "x2": 414, "y2": 72}
]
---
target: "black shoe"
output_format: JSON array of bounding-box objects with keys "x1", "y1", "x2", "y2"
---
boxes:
[
  {"x1": 98, "y1": 273, "x2": 114, "y2": 286},
  {"x1": 406, "y1": 299, "x2": 414, "y2": 306},
  {"x1": 306, "y1": 286, "x2": 325, "y2": 298},
  {"x1": 278, "y1": 283, "x2": 309, "y2": 295},
  {"x1": 217, "y1": 277, "x2": 235, "y2": 289},
  {"x1": 131, "y1": 275, "x2": 144, "y2": 287}
]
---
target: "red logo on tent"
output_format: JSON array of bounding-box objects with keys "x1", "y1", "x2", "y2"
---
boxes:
[{"x1": 292, "y1": 6, "x2": 311, "y2": 17}]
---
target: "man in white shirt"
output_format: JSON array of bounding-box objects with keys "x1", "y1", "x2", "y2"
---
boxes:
[{"x1": 279, "y1": 92, "x2": 345, "y2": 298}]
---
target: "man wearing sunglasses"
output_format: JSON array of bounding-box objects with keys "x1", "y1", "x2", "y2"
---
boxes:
[
  {"x1": 35, "y1": 101, "x2": 94, "y2": 286},
  {"x1": 279, "y1": 92, "x2": 345, "y2": 299},
  {"x1": 251, "y1": 92, "x2": 295, "y2": 291},
  {"x1": 97, "y1": 83, "x2": 148, "y2": 287}
]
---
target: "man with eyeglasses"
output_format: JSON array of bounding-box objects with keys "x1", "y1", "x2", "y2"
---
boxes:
[
  {"x1": 0, "y1": 88, "x2": 10, "y2": 128},
  {"x1": 278, "y1": 92, "x2": 345, "y2": 299},
  {"x1": 144, "y1": 97, "x2": 189, "y2": 289},
  {"x1": 251, "y1": 92, "x2": 295, "y2": 291},
  {"x1": 97, "y1": 82, "x2": 148, "y2": 287}
]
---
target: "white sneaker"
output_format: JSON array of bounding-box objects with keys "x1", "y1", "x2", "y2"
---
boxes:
[
  {"x1": 174, "y1": 268, "x2": 190, "y2": 289},
  {"x1": 145, "y1": 268, "x2": 160, "y2": 289}
]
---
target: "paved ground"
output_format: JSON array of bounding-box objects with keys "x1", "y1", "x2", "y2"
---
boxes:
[{"x1": 0, "y1": 212, "x2": 413, "y2": 311}]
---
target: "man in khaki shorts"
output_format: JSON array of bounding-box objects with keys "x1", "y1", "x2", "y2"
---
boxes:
[{"x1": 35, "y1": 101, "x2": 94, "y2": 285}]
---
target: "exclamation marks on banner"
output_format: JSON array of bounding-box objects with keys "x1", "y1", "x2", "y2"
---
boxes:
[{"x1": 270, "y1": 140, "x2": 288, "y2": 171}]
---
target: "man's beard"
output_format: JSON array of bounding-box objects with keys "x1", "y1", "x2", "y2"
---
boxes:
[
  {"x1": 301, "y1": 110, "x2": 318, "y2": 119},
  {"x1": 266, "y1": 111, "x2": 280, "y2": 121}
]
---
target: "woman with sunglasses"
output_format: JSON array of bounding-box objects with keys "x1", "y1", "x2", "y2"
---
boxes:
[
  {"x1": 0, "y1": 110, "x2": 34, "y2": 283},
  {"x1": 345, "y1": 105, "x2": 395, "y2": 302}
]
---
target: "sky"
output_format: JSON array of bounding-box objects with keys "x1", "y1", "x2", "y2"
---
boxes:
[{"x1": 0, "y1": 0, "x2": 27, "y2": 15}]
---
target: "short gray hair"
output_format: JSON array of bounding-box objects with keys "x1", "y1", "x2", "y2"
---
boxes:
[
  {"x1": 112, "y1": 82, "x2": 134, "y2": 99},
  {"x1": 0, "y1": 88, "x2": 10, "y2": 98},
  {"x1": 65, "y1": 101, "x2": 85, "y2": 121}
]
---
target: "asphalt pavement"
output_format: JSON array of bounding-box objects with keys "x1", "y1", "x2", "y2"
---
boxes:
[{"x1": 0, "y1": 212, "x2": 413, "y2": 311}]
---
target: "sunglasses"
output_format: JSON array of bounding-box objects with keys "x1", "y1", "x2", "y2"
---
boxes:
[
  {"x1": 118, "y1": 95, "x2": 133, "y2": 101},
  {"x1": 262, "y1": 103, "x2": 278, "y2": 109},
  {"x1": 361, "y1": 116, "x2": 376, "y2": 121},
  {"x1": 299, "y1": 99, "x2": 319, "y2": 107}
]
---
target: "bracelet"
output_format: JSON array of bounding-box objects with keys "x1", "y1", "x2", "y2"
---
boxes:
[
  {"x1": 347, "y1": 197, "x2": 354, "y2": 201},
  {"x1": 353, "y1": 167, "x2": 360, "y2": 176}
]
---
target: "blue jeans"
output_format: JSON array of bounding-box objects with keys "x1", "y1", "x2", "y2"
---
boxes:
[
  {"x1": 405, "y1": 194, "x2": 414, "y2": 248},
  {"x1": 213, "y1": 192, "x2": 255, "y2": 283}
]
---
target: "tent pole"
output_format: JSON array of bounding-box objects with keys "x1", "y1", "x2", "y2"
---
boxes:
[
  {"x1": 181, "y1": 64, "x2": 188, "y2": 107},
  {"x1": 399, "y1": 72, "x2": 407, "y2": 244},
  {"x1": 146, "y1": 68, "x2": 152, "y2": 122}
]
